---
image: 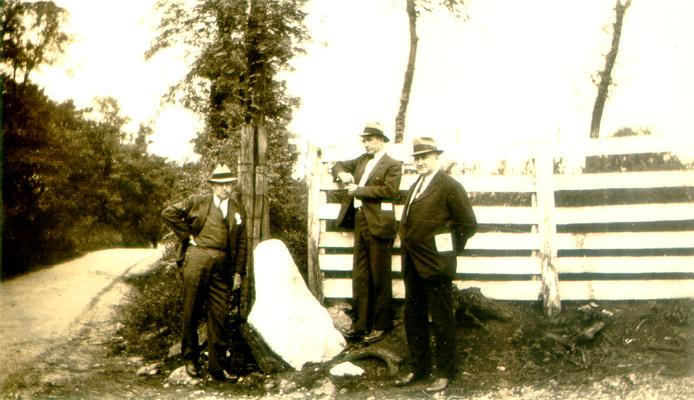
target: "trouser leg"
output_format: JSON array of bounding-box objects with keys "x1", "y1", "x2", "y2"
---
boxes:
[
  {"x1": 351, "y1": 210, "x2": 370, "y2": 332},
  {"x1": 402, "y1": 252, "x2": 430, "y2": 375},
  {"x1": 368, "y1": 236, "x2": 393, "y2": 330},
  {"x1": 427, "y1": 278, "x2": 456, "y2": 378},
  {"x1": 206, "y1": 256, "x2": 232, "y2": 375},
  {"x1": 181, "y1": 247, "x2": 212, "y2": 362}
]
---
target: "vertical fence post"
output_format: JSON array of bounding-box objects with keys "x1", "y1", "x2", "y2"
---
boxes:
[
  {"x1": 306, "y1": 144, "x2": 324, "y2": 302},
  {"x1": 534, "y1": 145, "x2": 561, "y2": 317}
]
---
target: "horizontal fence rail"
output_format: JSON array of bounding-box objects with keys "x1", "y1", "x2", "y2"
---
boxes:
[{"x1": 306, "y1": 137, "x2": 694, "y2": 303}]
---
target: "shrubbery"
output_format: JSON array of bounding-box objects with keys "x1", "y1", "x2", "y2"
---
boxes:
[{"x1": 118, "y1": 259, "x2": 183, "y2": 360}]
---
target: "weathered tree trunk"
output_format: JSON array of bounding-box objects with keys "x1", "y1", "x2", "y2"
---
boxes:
[
  {"x1": 394, "y1": 0, "x2": 418, "y2": 144},
  {"x1": 238, "y1": 0, "x2": 270, "y2": 321},
  {"x1": 453, "y1": 287, "x2": 513, "y2": 323},
  {"x1": 590, "y1": 0, "x2": 632, "y2": 138}
]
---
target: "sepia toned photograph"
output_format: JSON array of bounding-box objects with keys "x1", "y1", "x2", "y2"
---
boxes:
[{"x1": 2, "y1": 0, "x2": 693, "y2": 398}]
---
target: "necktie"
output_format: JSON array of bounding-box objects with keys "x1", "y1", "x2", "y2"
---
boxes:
[
  {"x1": 403, "y1": 177, "x2": 424, "y2": 223},
  {"x1": 411, "y1": 176, "x2": 425, "y2": 203}
]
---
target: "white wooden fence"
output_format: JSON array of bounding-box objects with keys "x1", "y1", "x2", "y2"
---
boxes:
[{"x1": 305, "y1": 136, "x2": 694, "y2": 303}]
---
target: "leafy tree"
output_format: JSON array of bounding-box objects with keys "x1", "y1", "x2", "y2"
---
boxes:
[
  {"x1": 1, "y1": 0, "x2": 70, "y2": 84},
  {"x1": 147, "y1": 0, "x2": 310, "y2": 268},
  {"x1": 2, "y1": 1, "x2": 184, "y2": 277}
]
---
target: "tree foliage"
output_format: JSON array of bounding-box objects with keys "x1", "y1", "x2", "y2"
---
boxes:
[
  {"x1": 2, "y1": 1, "x2": 183, "y2": 279},
  {"x1": 147, "y1": 0, "x2": 310, "y2": 268},
  {"x1": 1, "y1": 0, "x2": 70, "y2": 84}
]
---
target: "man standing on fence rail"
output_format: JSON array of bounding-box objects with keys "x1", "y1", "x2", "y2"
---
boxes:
[
  {"x1": 332, "y1": 121, "x2": 402, "y2": 343},
  {"x1": 394, "y1": 137, "x2": 477, "y2": 393}
]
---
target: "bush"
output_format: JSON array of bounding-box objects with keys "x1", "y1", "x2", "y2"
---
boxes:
[{"x1": 119, "y1": 261, "x2": 183, "y2": 359}]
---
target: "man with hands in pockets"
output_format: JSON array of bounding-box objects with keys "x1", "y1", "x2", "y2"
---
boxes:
[{"x1": 394, "y1": 137, "x2": 477, "y2": 393}]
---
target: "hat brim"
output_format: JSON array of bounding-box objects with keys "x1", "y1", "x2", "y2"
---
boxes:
[
  {"x1": 208, "y1": 177, "x2": 238, "y2": 184},
  {"x1": 360, "y1": 132, "x2": 390, "y2": 143},
  {"x1": 411, "y1": 149, "x2": 444, "y2": 157}
]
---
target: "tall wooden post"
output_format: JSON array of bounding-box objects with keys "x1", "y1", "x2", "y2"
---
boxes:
[
  {"x1": 534, "y1": 147, "x2": 561, "y2": 317},
  {"x1": 305, "y1": 144, "x2": 324, "y2": 301}
]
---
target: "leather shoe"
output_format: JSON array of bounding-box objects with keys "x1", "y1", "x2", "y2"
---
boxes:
[
  {"x1": 425, "y1": 378, "x2": 449, "y2": 393},
  {"x1": 209, "y1": 370, "x2": 238, "y2": 382},
  {"x1": 184, "y1": 360, "x2": 200, "y2": 378},
  {"x1": 340, "y1": 327, "x2": 365, "y2": 339},
  {"x1": 394, "y1": 371, "x2": 424, "y2": 387},
  {"x1": 362, "y1": 329, "x2": 386, "y2": 343}
]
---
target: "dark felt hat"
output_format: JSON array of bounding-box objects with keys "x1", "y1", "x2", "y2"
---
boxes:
[
  {"x1": 411, "y1": 137, "x2": 444, "y2": 156},
  {"x1": 359, "y1": 121, "x2": 389, "y2": 143}
]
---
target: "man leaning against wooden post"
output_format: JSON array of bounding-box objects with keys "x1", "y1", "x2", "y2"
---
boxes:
[
  {"x1": 394, "y1": 137, "x2": 477, "y2": 393},
  {"x1": 161, "y1": 164, "x2": 248, "y2": 381},
  {"x1": 332, "y1": 122, "x2": 402, "y2": 344}
]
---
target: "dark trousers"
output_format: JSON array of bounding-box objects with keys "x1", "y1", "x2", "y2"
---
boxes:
[
  {"x1": 351, "y1": 209, "x2": 394, "y2": 332},
  {"x1": 402, "y1": 250, "x2": 456, "y2": 378},
  {"x1": 181, "y1": 246, "x2": 231, "y2": 375}
]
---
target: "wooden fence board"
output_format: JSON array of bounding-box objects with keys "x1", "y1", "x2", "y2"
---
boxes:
[
  {"x1": 322, "y1": 278, "x2": 694, "y2": 300},
  {"x1": 555, "y1": 171, "x2": 694, "y2": 190},
  {"x1": 319, "y1": 203, "x2": 537, "y2": 224},
  {"x1": 320, "y1": 254, "x2": 541, "y2": 275},
  {"x1": 555, "y1": 203, "x2": 694, "y2": 224},
  {"x1": 321, "y1": 173, "x2": 536, "y2": 193},
  {"x1": 556, "y1": 231, "x2": 694, "y2": 250},
  {"x1": 557, "y1": 256, "x2": 694, "y2": 274},
  {"x1": 319, "y1": 231, "x2": 540, "y2": 250}
]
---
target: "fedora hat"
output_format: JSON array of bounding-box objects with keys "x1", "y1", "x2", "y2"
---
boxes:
[
  {"x1": 411, "y1": 137, "x2": 444, "y2": 156},
  {"x1": 359, "y1": 121, "x2": 389, "y2": 143},
  {"x1": 208, "y1": 164, "x2": 237, "y2": 184}
]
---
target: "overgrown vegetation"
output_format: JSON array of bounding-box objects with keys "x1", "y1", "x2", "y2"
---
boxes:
[
  {"x1": 1, "y1": 0, "x2": 184, "y2": 279},
  {"x1": 118, "y1": 260, "x2": 184, "y2": 360}
]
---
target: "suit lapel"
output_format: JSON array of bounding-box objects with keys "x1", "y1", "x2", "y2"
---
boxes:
[
  {"x1": 411, "y1": 170, "x2": 442, "y2": 205},
  {"x1": 363, "y1": 154, "x2": 389, "y2": 184},
  {"x1": 402, "y1": 176, "x2": 421, "y2": 223},
  {"x1": 192, "y1": 195, "x2": 213, "y2": 233}
]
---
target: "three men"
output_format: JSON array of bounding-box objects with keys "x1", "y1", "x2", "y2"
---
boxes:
[
  {"x1": 395, "y1": 137, "x2": 477, "y2": 393},
  {"x1": 161, "y1": 164, "x2": 247, "y2": 381},
  {"x1": 332, "y1": 122, "x2": 403, "y2": 343}
]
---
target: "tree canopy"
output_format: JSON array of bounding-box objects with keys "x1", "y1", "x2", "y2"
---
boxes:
[
  {"x1": 147, "y1": 0, "x2": 310, "y2": 268},
  {"x1": 2, "y1": 0, "x2": 184, "y2": 279}
]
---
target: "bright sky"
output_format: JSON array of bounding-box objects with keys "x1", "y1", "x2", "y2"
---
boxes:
[{"x1": 33, "y1": 0, "x2": 694, "y2": 167}]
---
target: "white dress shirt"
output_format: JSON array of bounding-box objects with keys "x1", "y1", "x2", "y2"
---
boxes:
[
  {"x1": 354, "y1": 150, "x2": 385, "y2": 209},
  {"x1": 213, "y1": 195, "x2": 228, "y2": 218}
]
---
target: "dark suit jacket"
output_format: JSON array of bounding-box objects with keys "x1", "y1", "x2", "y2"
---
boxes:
[
  {"x1": 161, "y1": 194, "x2": 247, "y2": 276},
  {"x1": 400, "y1": 170, "x2": 477, "y2": 279},
  {"x1": 332, "y1": 153, "x2": 402, "y2": 240}
]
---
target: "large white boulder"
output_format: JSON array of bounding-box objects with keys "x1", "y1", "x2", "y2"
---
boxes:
[{"x1": 247, "y1": 239, "x2": 346, "y2": 370}]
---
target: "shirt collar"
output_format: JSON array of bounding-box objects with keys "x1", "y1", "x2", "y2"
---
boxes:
[
  {"x1": 370, "y1": 150, "x2": 386, "y2": 162},
  {"x1": 213, "y1": 195, "x2": 228, "y2": 207}
]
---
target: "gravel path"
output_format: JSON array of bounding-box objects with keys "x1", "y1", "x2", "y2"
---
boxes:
[{"x1": 0, "y1": 248, "x2": 163, "y2": 388}]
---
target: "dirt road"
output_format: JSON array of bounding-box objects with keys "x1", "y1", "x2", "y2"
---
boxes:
[{"x1": 0, "y1": 248, "x2": 163, "y2": 388}]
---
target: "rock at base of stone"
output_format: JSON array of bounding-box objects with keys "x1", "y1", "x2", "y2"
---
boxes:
[
  {"x1": 329, "y1": 362, "x2": 365, "y2": 377},
  {"x1": 167, "y1": 366, "x2": 201, "y2": 386}
]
